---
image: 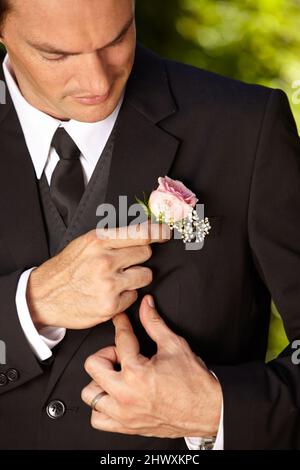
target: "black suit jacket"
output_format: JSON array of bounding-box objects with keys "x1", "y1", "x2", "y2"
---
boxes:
[{"x1": 0, "y1": 43, "x2": 299, "y2": 450}]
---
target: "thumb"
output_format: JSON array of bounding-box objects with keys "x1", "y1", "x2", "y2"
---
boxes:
[{"x1": 139, "y1": 295, "x2": 175, "y2": 347}]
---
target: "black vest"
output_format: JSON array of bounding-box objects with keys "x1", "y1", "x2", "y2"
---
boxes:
[{"x1": 38, "y1": 126, "x2": 117, "y2": 257}]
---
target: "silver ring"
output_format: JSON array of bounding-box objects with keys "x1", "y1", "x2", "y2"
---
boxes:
[{"x1": 90, "y1": 391, "x2": 108, "y2": 411}]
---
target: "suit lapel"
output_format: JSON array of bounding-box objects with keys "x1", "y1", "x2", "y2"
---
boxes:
[
  {"x1": 105, "y1": 101, "x2": 180, "y2": 227},
  {"x1": 105, "y1": 44, "x2": 180, "y2": 225},
  {"x1": 0, "y1": 64, "x2": 49, "y2": 270},
  {"x1": 44, "y1": 45, "x2": 181, "y2": 401}
]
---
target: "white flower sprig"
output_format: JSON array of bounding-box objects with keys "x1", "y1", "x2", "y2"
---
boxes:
[{"x1": 169, "y1": 209, "x2": 211, "y2": 244}]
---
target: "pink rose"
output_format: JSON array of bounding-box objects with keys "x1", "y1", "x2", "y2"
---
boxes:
[{"x1": 149, "y1": 176, "x2": 198, "y2": 223}]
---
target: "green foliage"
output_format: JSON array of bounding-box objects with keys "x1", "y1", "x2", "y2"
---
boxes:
[
  {"x1": 135, "y1": 192, "x2": 152, "y2": 218},
  {"x1": 266, "y1": 301, "x2": 289, "y2": 362},
  {"x1": 136, "y1": 0, "x2": 300, "y2": 129}
]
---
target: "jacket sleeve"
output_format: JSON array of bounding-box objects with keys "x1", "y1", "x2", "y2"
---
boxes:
[
  {"x1": 212, "y1": 89, "x2": 300, "y2": 449},
  {"x1": 0, "y1": 269, "x2": 44, "y2": 394}
]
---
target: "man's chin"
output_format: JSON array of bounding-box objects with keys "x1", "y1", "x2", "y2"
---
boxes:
[
  {"x1": 59, "y1": 95, "x2": 122, "y2": 123},
  {"x1": 61, "y1": 105, "x2": 116, "y2": 123}
]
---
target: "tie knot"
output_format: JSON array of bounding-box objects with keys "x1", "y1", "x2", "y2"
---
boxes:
[{"x1": 51, "y1": 127, "x2": 81, "y2": 161}]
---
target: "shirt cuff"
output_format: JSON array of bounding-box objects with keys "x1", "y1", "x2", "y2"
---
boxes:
[
  {"x1": 184, "y1": 371, "x2": 224, "y2": 450},
  {"x1": 15, "y1": 268, "x2": 66, "y2": 361}
]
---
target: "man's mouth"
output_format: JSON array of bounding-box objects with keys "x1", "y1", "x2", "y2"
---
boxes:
[{"x1": 74, "y1": 91, "x2": 110, "y2": 105}]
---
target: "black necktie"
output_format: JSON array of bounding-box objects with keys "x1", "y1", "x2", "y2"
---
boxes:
[{"x1": 50, "y1": 127, "x2": 85, "y2": 226}]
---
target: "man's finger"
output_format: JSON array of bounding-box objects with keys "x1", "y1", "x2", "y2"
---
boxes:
[
  {"x1": 92, "y1": 345, "x2": 120, "y2": 369},
  {"x1": 84, "y1": 353, "x2": 121, "y2": 396},
  {"x1": 139, "y1": 295, "x2": 177, "y2": 348},
  {"x1": 112, "y1": 313, "x2": 140, "y2": 366},
  {"x1": 114, "y1": 245, "x2": 153, "y2": 270},
  {"x1": 81, "y1": 382, "x2": 121, "y2": 423},
  {"x1": 81, "y1": 380, "x2": 104, "y2": 406},
  {"x1": 117, "y1": 290, "x2": 139, "y2": 314},
  {"x1": 118, "y1": 266, "x2": 153, "y2": 292},
  {"x1": 96, "y1": 221, "x2": 171, "y2": 249},
  {"x1": 91, "y1": 410, "x2": 136, "y2": 435}
]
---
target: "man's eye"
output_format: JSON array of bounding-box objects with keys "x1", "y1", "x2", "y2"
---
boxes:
[
  {"x1": 42, "y1": 55, "x2": 68, "y2": 62},
  {"x1": 111, "y1": 35, "x2": 125, "y2": 47}
]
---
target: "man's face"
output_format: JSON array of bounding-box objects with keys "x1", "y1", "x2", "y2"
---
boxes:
[{"x1": 0, "y1": 0, "x2": 136, "y2": 122}]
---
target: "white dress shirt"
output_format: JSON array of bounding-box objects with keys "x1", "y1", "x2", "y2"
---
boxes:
[{"x1": 3, "y1": 53, "x2": 223, "y2": 450}]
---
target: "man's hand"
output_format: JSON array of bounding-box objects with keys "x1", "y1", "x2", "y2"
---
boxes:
[
  {"x1": 26, "y1": 222, "x2": 171, "y2": 329},
  {"x1": 81, "y1": 295, "x2": 222, "y2": 438}
]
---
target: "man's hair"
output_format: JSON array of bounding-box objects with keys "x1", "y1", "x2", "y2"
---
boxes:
[{"x1": 0, "y1": 0, "x2": 11, "y2": 35}]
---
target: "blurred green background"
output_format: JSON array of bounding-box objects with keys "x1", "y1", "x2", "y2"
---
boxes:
[
  {"x1": 136, "y1": 0, "x2": 300, "y2": 360},
  {"x1": 136, "y1": 0, "x2": 300, "y2": 131}
]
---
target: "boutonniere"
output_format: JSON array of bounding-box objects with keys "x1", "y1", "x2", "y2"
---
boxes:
[{"x1": 136, "y1": 176, "x2": 211, "y2": 245}]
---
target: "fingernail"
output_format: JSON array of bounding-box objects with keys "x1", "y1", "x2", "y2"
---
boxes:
[{"x1": 147, "y1": 295, "x2": 155, "y2": 308}]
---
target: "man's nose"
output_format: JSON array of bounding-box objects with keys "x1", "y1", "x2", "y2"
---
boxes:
[{"x1": 75, "y1": 53, "x2": 111, "y2": 96}]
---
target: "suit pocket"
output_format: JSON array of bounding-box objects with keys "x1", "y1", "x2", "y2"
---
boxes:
[{"x1": 173, "y1": 215, "x2": 225, "y2": 350}]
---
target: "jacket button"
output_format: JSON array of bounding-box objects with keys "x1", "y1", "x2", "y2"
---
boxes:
[
  {"x1": 46, "y1": 400, "x2": 66, "y2": 419},
  {"x1": 6, "y1": 368, "x2": 19, "y2": 383},
  {"x1": 0, "y1": 373, "x2": 8, "y2": 386}
]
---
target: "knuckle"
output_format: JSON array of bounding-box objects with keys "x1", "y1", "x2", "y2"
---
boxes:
[
  {"x1": 86, "y1": 232, "x2": 104, "y2": 255},
  {"x1": 143, "y1": 245, "x2": 152, "y2": 259},
  {"x1": 99, "y1": 254, "x2": 113, "y2": 272},
  {"x1": 111, "y1": 298, "x2": 120, "y2": 312},
  {"x1": 105, "y1": 296, "x2": 119, "y2": 315},
  {"x1": 122, "y1": 358, "x2": 141, "y2": 382},
  {"x1": 91, "y1": 412, "x2": 98, "y2": 429},
  {"x1": 171, "y1": 334, "x2": 188, "y2": 350},
  {"x1": 96, "y1": 227, "x2": 111, "y2": 242},
  {"x1": 85, "y1": 229, "x2": 98, "y2": 244},
  {"x1": 144, "y1": 267, "x2": 153, "y2": 283},
  {"x1": 81, "y1": 387, "x2": 88, "y2": 403},
  {"x1": 130, "y1": 290, "x2": 138, "y2": 302},
  {"x1": 102, "y1": 278, "x2": 115, "y2": 295},
  {"x1": 115, "y1": 326, "x2": 128, "y2": 341},
  {"x1": 84, "y1": 355, "x2": 95, "y2": 374},
  {"x1": 123, "y1": 362, "x2": 137, "y2": 380},
  {"x1": 121, "y1": 290, "x2": 138, "y2": 310}
]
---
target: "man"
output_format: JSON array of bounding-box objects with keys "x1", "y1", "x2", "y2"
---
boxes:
[{"x1": 0, "y1": 0, "x2": 299, "y2": 451}]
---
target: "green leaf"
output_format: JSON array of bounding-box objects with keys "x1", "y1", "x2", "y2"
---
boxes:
[{"x1": 135, "y1": 195, "x2": 151, "y2": 218}]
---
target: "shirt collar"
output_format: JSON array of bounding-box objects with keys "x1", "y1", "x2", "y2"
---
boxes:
[{"x1": 2, "y1": 53, "x2": 124, "y2": 179}]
